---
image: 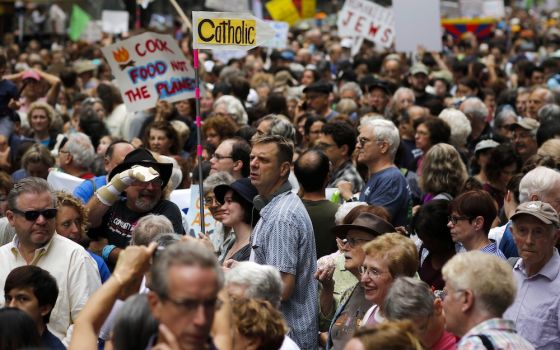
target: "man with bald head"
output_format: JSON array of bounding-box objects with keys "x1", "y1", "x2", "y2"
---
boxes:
[
  {"x1": 294, "y1": 149, "x2": 339, "y2": 259},
  {"x1": 528, "y1": 87, "x2": 556, "y2": 120}
]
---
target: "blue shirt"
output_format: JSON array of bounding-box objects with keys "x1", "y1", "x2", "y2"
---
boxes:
[
  {"x1": 88, "y1": 250, "x2": 110, "y2": 283},
  {"x1": 41, "y1": 328, "x2": 66, "y2": 349},
  {"x1": 73, "y1": 176, "x2": 107, "y2": 203},
  {"x1": 359, "y1": 166, "x2": 410, "y2": 227},
  {"x1": 499, "y1": 222, "x2": 519, "y2": 258}
]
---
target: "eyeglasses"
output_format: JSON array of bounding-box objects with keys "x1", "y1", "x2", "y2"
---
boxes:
[
  {"x1": 11, "y1": 208, "x2": 57, "y2": 221},
  {"x1": 203, "y1": 196, "x2": 219, "y2": 206},
  {"x1": 359, "y1": 265, "x2": 390, "y2": 279},
  {"x1": 211, "y1": 153, "x2": 233, "y2": 161},
  {"x1": 357, "y1": 137, "x2": 384, "y2": 147},
  {"x1": 341, "y1": 237, "x2": 371, "y2": 248},
  {"x1": 436, "y1": 287, "x2": 465, "y2": 301},
  {"x1": 161, "y1": 295, "x2": 222, "y2": 314},
  {"x1": 448, "y1": 215, "x2": 472, "y2": 225}
]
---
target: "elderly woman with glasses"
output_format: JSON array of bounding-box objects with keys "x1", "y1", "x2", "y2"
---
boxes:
[{"x1": 319, "y1": 206, "x2": 395, "y2": 349}]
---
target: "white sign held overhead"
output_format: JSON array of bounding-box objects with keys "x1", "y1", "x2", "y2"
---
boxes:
[
  {"x1": 262, "y1": 20, "x2": 289, "y2": 49},
  {"x1": 460, "y1": 0, "x2": 483, "y2": 17},
  {"x1": 394, "y1": 0, "x2": 442, "y2": 53},
  {"x1": 482, "y1": 0, "x2": 505, "y2": 18},
  {"x1": 336, "y1": 0, "x2": 394, "y2": 49},
  {"x1": 102, "y1": 10, "x2": 129, "y2": 34},
  {"x1": 192, "y1": 11, "x2": 275, "y2": 50},
  {"x1": 205, "y1": 0, "x2": 250, "y2": 12}
]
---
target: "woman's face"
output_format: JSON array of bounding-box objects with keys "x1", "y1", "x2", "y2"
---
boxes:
[
  {"x1": 30, "y1": 108, "x2": 50, "y2": 133},
  {"x1": 301, "y1": 70, "x2": 315, "y2": 86},
  {"x1": 415, "y1": 123, "x2": 432, "y2": 152},
  {"x1": 55, "y1": 205, "x2": 83, "y2": 243},
  {"x1": 205, "y1": 128, "x2": 221, "y2": 148},
  {"x1": 360, "y1": 254, "x2": 394, "y2": 305},
  {"x1": 93, "y1": 102, "x2": 106, "y2": 119},
  {"x1": 149, "y1": 128, "x2": 172, "y2": 155},
  {"x1": 97, "y1": 136, "x2": 112, "y2": 155},
  {"x1": 201, "y1": 92, "x2": 214, "y2": 113},
  {"x1": 175, "y1": 100, "x2": 191, "y2": 116},
  {"x1": 220, "y1": 190, "x2": 246, "y2": 227}
]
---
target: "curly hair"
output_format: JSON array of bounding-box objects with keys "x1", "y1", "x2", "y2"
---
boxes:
[
  {"x1": 202, "y1": 114, "x2": 239, "y2": 141},
  {"x1": 56, "y1": 191, "x2": 89, "y2": 236},
  {"x1": 421, "y1": 117, "x2": 451, "y2": 146},
  {"x1": 231, "y1": 298, "x2": 287, "y2": 350},
  {"x1": 143, "y1": 120, "x2": 180, "y2": 155},
  {"x1": 420, "y1": 143, "x2": 468, "y2": 197},
  {"x1": 484, "y1": 144, "x2": 521, "y2": 185},
  {"x1": 28, "y1": 102, "x2": 55, "y2": 127}
]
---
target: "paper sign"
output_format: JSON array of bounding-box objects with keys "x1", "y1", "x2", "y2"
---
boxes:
[
  {"x1": 266, "y1": 0, "x2": 301, "y2": 25},
  {"x1": 212, "y1": 49, "x2": 247, "y2": 64},
  {"x1": 301, "y1": 0, "x2": 316, "y2": 19},
  {"x1": 192, "y1": 11, "x2": 275, "y2": 50},
  {"x1": 262, "y1": 20, "x2": 289, "y2": 49},
  {"x1": 102, "y1": 10, "x2": 129, "y2": 34},
  {"x1": 47, "y1": 171, "x2": 83, "y2": 193},
  {"x1": 337, "y1": 0, "x2": 395, "y2": 49},
  {"x1": 205, "y1": 0, "x2": 250, "y2": 12},
  {"x1": 101, "y1": 32, "x2": 197, "y2": 113},
  {"x1": 394, "y1": 0, "x2": 442, "y2": 53},
  {"x1": 460, "y1": 0, "x2": 483, "y2": 17},
  {"x1": 482, "y1": 0, "x2": 505, "y2": 18},
  {"x1": 184, "y1": 185, "x2": 217, "y2": 238}
]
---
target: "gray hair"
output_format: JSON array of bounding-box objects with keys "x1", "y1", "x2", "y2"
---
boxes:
[
  {"x1": 258, "y1": 114, "x2": 296, "y2": 143},
  {"x1": 336, "y1": 98, "x2": 358, "y2": 115},
  {"x1": 438, "y1": 108, "x2": 472, "y2": 147},
  {"x1": 384, "y1": 277, "x2": 435, "y2": 320},
  {"x1": 203, "y1": 171, "x2": 235, "y2": 195},
  {"x1": 442, "y1": 251, "x2": 516, "y2": 317},
  {"x1": 537, "y1": 104, "x2": 560, "y2": 124},
  {"x1": 8, "y1": 177, "x2": 55, "y2": 210},
  {"x1": 131, "y1": 214, "x2": 174, "y2": 246},
  {"x1": 519, "y1": 166, "x2": 560, "y2": 203},
  {"x1": 461, "y1": 97, "x2": 488, "y2": 121},
  {"x1": 150, "y1": 241, "x2": 224, "y2": 298},
  {"x1": 65, "y1": 132, "x2": 95, "y2": 170},
  {"x1": 494, "y1": 106, "x2": 518, "y2": 129},
  {"x1": 225, "y1": 261, "x2": 283, "y2": 308},
  {"x1": 214, "y1": 95, "x2": 248, "y2": 125},
  {"x1": 339, "y1": 82, "x2": 363, "y2": 99},
  {"x1": 362, "y1": 118, "x2": 400, "y2": 158},
  {"x1": 393, "y1": 87, "x2": 415, "y2": 102},
  {"x1": 334, "y1": 201, "x2": 367, "y2": 224}
]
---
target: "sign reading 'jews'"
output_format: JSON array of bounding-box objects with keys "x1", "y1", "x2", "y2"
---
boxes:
[
  {"x1": 192, "y1": 11, "x2": 275, "y2": 50},
  {"x1": 101, "y1": 32, "x2": 197, "y2": 112},
  {"x1": 337, "y1": 0, "x2": 395, "y2": 49}
]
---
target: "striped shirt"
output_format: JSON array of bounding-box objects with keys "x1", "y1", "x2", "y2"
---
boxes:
[
  {"x1": 457, "y1": 318, "x2": 534, "y2": 349},
  {"x1": 480, "y1": 241, "x2": 507, "y2": 260}
]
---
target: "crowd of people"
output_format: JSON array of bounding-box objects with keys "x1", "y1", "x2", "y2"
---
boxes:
[{"x1": 0, "y1": 2, "x2": 559, "y2": 350}]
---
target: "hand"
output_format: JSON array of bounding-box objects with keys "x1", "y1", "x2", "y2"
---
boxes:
[
  {"x1": 336, "y1": 181, "x2": 353, "y2": 201},
  {"x1": 315, "y1": 256, "x2": 335, "y2": 291},
  {"x1": 152, "y1": 324, "x2": 181, "y2": 350},
  {"x1": 131, "y1": 137, "x2": 143, "y2": 148},
  {"x1": 113, "y1": 242, "x2": 157, "y2": 299},
  {"x1": 8, "y1": 98, "x2": 20, "y2": 110}
]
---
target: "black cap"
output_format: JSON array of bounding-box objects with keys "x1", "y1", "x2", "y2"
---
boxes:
[
  {"x1": 359, "y1": 76, "x2": 391, "y2": 95},
  {"x1": 303, "y1": 81, "x2": 333, "y2": 94}
]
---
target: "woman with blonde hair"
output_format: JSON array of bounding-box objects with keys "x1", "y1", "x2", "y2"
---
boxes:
[
  {"x1": 12, "y1": 143, "x2": 55, "y2": 181},
  {"x1": 26, "y1": 102, "x2": 60, "y2": 149},
  {"x1": 420, "y1": 143, "x2": 468, "y2": 202}
]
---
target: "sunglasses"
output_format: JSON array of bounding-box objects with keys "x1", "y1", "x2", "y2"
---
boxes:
[{"x1": 11, "y1": 208, "x2": 58, "y2": 221}]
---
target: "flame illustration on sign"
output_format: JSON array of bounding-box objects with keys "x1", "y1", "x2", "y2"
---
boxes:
[{"x1": 112, "y1": 47, "x2": 135, "y2": 70}]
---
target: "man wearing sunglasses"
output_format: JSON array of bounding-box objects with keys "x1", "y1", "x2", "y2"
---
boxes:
[{"x1": 0, "y1": 177, "x2": 101, "y2": 346}]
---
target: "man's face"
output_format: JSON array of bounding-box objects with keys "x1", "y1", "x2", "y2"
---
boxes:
[
  {"x1": 528, "y1": 90, "x2": 547, "y2": 118},
  {"x1": 516, "y1": 92, "x2": 529, "y2": 118},
  {"x1": 341, "y1": 230, "x2": 374, "y2": 271},
  {"x1": 541, "y1": 185, "x2": 560, "y2": 214},
  {"x1": 124, "y1": 177, "x2": 163, "y2": 212},
  {"x1": 317, "y1": 134, "x2": 345, "y2": 166},
  {"x1": 511, "y1": 215, "x2": 557, "y2": 271},
  {"x1": 210, "y1": 140, "x2": 235, "y2": 175},
  {"x1": 149, "y1": 265, "x2": 220, "y2": 350},
  {"x1": 356, "y1": 125, "x2": 383, "y2": 167},
  {"x1": 365, "y1": 88, "x2": 389, "y2": 113},
  {"x1": 442, "y1": 282, "x2": 465, "y2": 336},
  {"x1": 250, "y1": 143, "x2": 284, "y2": 196},
  {"x1": 306, "y1": 92, "x2": 329, "y2": 113},
  {"x1": 410, "y1": 73, "x2": 429, "y2": 93},
  {"x1": 383, "y1": 60, "x2": 401, "y2": 81},
  {"x1": 308, "y1": 121, "x2": 325, "y2": 146},
  {"x1": 394, "y1": 92, "x2": 414, "y2": 113},
  {"x1": 512, "y1": 127, "x2": 538, "y2": 160},
  {"x1": 254, "y1": 119, "x2": 272, "y2": 139},
  {"x1": 105, "y1": 143, "x2": 135, "y2": 174},
  {"x1": 5, "y1": 287, "x2": 49, "y2": 326},
  {"x1": 6, "y1": 191, "x2": 56, "y2": 250}
]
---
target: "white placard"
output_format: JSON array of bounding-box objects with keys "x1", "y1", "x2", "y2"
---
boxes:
[
  {"x1": 212, "y1": 49, "x2": 247, "y2": 64},
  {"x1": 482, "y1": 0, "x2": 505, "y2": 18},
  {"x1": 102, "y1": 10, "x2": 129, "y2": 34},
  {"x1": 394, "y1": 0, "x2": 442, "y2": 53},
  {"x1": 47, "y1": 171, "x2": 84, "y2": 193},
  {"x1": 205, "y1": 0, "x2": 250, "y2": 12},
  {"x1": 101, "y1": 32, "x2": 197, "y2": 113},
  {"x1": 262, "y1": 20, "x2": 289, "y2": 49},
  {"x1": 183, "y1": 185, "x2": 218, "y2": 238},
  {"x1": 336, "y1": 0, "x2": 395, "y2": 49},
  {"x1": 460, "y1": 0, "x2": 483, "y2": 17}
]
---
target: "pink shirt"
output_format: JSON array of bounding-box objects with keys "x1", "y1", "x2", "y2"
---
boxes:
[{"x1": 432, "y1": 330, "x2": 458, "y2": 350}]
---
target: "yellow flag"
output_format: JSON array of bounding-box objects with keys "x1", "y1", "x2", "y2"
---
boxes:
[
  {"x1": 266, "y1": 0, "x2": 301, "y2": 25},
  {"x1": 301, "y1": 0, "x2": 316, "y2": 19}
]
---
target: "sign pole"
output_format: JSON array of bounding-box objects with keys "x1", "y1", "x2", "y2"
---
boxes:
[{"x1": 193, "y1": 49, "x2": 206, "y2": 236}]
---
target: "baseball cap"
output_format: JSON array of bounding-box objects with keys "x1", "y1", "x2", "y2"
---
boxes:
[
  {"x1": 22, "y1": 70, "x2": 41, "y2": 81},
  {"x1": 475, "y1": 139, "x2": 500, "y2": 153},
  {"x1": 510, "y1": 118, "x2": 540, "y2": 132},
  {"x1": 510, "y1": 201, "x2": 559, "y2": 226},
  {"x1": 409, "y1": 63, "x2": 429, "y2": 76},
  {"x1": 303, "y1": 82, "x2": 333, "y2": 94}
]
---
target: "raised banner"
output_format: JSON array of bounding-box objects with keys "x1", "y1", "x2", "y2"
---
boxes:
[
  {"x1": 101, "y1": 32, "x2": 196, "y2": 113},
  {"x1": 394, "y1": 0, "x2": 442, "y2": 52},
  {"x1": 266, "y1": 0, "x2": 301, "y2": 25},
  {"x1": 337, "y1": 0, "x2": 395, "y2": 49},
  {"x1": 192, "y1": 11, "x2": 276, "y2": 50},
  {"x1": 262, "y1": 20, "x2": 289, "y2": 49}
]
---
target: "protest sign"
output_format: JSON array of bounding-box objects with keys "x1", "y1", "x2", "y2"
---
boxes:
[
  {"x1": 266, "y1": 0, "x2": 301, "y2": 25},
  {"x1": 262, "y1": 20, "x2": 289, "y2": 49},
  {"x1": 212, "y1": 49, "x2": 247, "y2": 64},
  {"x1": 102, "y1": 10, "x2": 129, "y2": 34},
  {"x1": 69, "y1": 4, "x2": 91, "y2": 41},
  {"x1": 47, "y1": 171, "x2": 83, "y2": 193},
  {"x1": 301, "y1": 0, "x2": 317, "y2": 19},
  {"x1": 337, "y1": 0, "x2": 395, "y2": 49},
  {"x1": 101, "y1": 32, "x2": 197, "y2": 113},
  {"x1": 460, "y1": 0, "x2": 483, "y2": 17},
  {"x1": 482, "y1": 0, "x2": 505, "y2": 18},
  {"x1": 394, "y1": 0, "x2": 442, "y2": 53},
  {"x1": 205, "y1": 0, "x2": 250, "y2": 12},
  {"x1": 192, "y1": 11, "x2": 276, "y2": 50},
  {"x1": 184, "y1": 185, "x2": 218, "y2": 239}
]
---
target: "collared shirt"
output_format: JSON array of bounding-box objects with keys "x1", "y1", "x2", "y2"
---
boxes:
[
  {"x1": 250, "y1": 191, "x2": 318, "y2": 350},
  {"x1": 504, "y1": 249, "x2": 560, "y2": 349},
  {"x1": 327, "y1": 160, "x2": 364, "y2": 194},
  {"x1": 457, "y1": 318, "x2": 534, "y2": 349},
  {"x1": 0, "y1": 234, "x2": 101, "y2": 345},
  {"x1": 479, "y1": 241, "x2": 506, "y2": 260}
]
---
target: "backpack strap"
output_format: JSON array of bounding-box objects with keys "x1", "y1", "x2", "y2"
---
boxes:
[{"x1": 475, "y1": 334, "x2": 495, "y2": 350}]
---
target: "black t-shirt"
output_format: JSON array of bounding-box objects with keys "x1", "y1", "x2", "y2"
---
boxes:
[{"x1": 89, "y1": 199, "x2": 184, "y2": 248}]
